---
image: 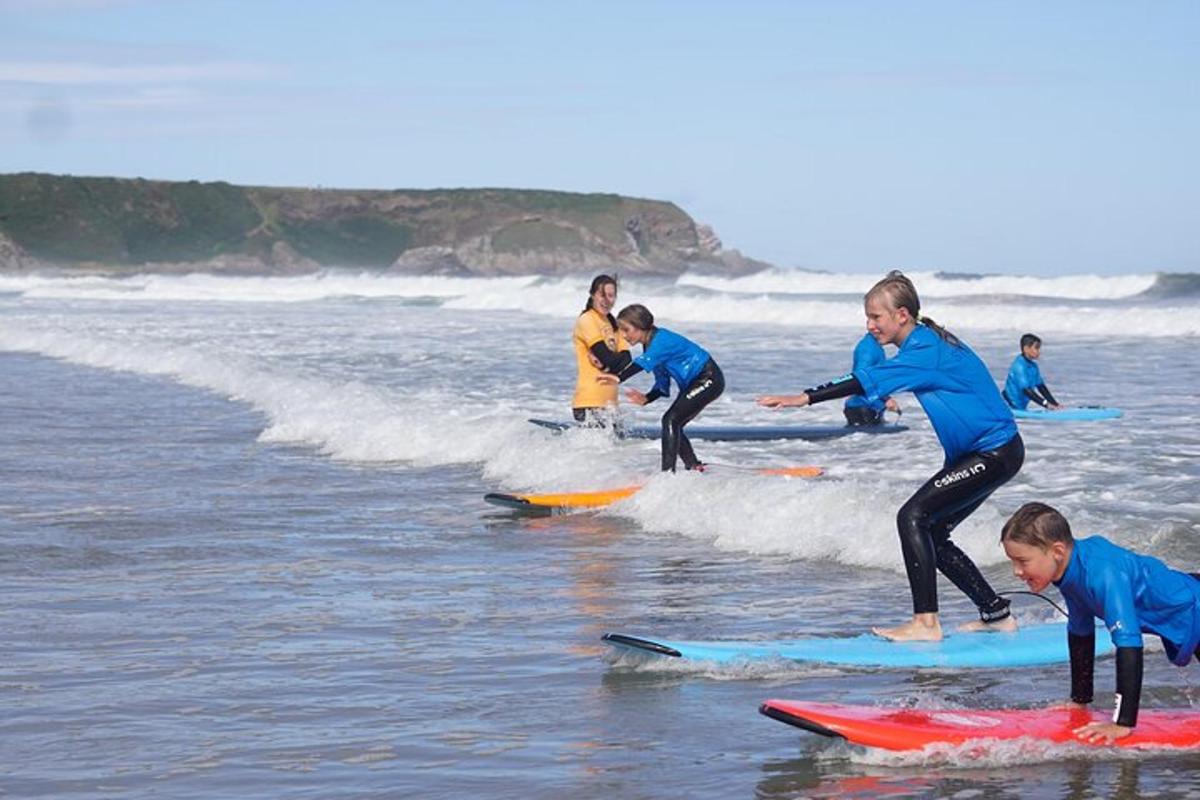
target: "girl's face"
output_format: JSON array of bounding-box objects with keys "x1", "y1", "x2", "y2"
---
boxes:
[
  {"x1": 864, "y1": 295, "x2": 911, "y2": 345},
  {"x1": 617, "y1": 320, "x2": 647, "y2": 345},
  {"x1": 1003, "y1": 539, "x2": 1068, "y2": 593},
  {"x1": 591, "y1": 283, "x2": 617, "y2": 315}
]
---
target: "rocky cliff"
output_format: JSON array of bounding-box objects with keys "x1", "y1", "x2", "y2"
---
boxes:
[{"x1": 0, "y1": 173, "x2": 766, "y2": 276}]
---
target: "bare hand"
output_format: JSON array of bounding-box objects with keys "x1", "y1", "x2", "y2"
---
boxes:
[
  {"x1": 1049, "y1": 403, "x2": 1065, "y2": 411},
  {"x1": 625, "y1": 388, "x2": 648, "y2": 406},
  {"x1": 885, "y1": 397, "x2": 901, "y2": 413},
  {"x1": 595, "y1": 373, "x2": 618, "y2": 385},
  {"x1": 757, "y1": 393, "x2": 809, "y2": 409},
  {"x1": 1073, "y1": 721, "x2": 1133, "y2": 744}
]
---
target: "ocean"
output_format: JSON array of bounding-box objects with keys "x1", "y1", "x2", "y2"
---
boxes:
[{"x1": 2, "y1": 268, "x2": 1198, "y2": 799}]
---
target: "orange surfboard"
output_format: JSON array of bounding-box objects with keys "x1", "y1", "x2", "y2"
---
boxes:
[{"x1": 484, "y1": 466, "x2": 823, "y2": 515}]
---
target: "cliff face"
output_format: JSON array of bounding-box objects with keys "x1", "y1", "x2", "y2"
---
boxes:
[{"x1": 0, "y1": 173, "x2": 760, "y2": 276}]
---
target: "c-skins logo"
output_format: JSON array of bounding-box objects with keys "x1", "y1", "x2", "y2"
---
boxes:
[{"x1": 934, "y1": 462, "x2": 986, "y2": 489}]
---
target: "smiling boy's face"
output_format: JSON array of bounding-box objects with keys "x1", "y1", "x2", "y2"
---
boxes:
[
  {"x1": 1022, "y1": 342, "x2": 1042, "y2": 360},
  {"x1": 1003, "y1": 539, "x2": 1068, "y2": 593}
]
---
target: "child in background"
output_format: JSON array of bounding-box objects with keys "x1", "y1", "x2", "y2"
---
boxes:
[
  {"x1": 1003, "y1": 333, "x2": 1062, "y2": 411},
  {"x1": 1001, "y1": 501, "x2": 1200, "y2": 744},
  {"x1": 843, "y1": 332, "x2": 900, "y2": 426}
]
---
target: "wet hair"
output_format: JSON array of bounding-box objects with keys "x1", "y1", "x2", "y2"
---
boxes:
[
  {"x1": 582, "y1": 273, "x2": 619, "y2": 329},
  {"x1": 1000, "y1": 502, "x2": 1074, "y2": 548},
  {"x1": 865, "y1": 270, "x2": 960, "y2": 347},
  {"x1": 616, "y1": 303, "x2": 655, "y2": 332},
  {"x1": 1020, "y1": 333, "x2": 1042, "y2": 350}
]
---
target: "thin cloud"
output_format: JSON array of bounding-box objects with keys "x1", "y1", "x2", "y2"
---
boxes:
[{"x1": 0, "y1": 60, "x2": 279, "y2": 85}]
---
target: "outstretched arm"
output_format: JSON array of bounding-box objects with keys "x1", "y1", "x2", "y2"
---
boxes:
[{"x1": 759, "y1": 375, "x2": 864, "y2": 409}]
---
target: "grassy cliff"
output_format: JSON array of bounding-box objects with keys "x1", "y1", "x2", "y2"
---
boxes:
[{"x1": 0, "y1": 173, "x2": 728, "y2": 275}]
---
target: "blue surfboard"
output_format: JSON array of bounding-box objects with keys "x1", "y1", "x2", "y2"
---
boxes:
[
  {"x1": 603, "y1": 623, "x2": 1114, "y2": 668},
  {"x1": 1011, "y1": 407, "x2": 1122, "y2": 422},
  {"x1": 528, "y1": 418, "x2": 908, "y2": 442}
]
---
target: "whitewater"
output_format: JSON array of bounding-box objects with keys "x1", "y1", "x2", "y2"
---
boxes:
[{"x1": 2, "y1": 268, "x2": 1198, "y2": 798}]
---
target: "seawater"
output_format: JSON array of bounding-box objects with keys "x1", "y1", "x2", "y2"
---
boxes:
[{"x1": 1, "y1": 269, "x2": 1198, "y2": 799}]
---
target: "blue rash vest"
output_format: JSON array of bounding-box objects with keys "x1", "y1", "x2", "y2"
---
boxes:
[
  {"x1": 633, "y1": 327, "x2": 712, "y2": 398},
  {"x1": 844, "y1": 333, "x2": 887, "y2": 412},
  {"x1": 1003, "y1": 354, "x2": 1044, "y2": 409},
  {"x1": 1056, "y1": 535, "x2": 1200, "y2": 666},
  {"x1": 853, "y1": 325, "x2": 1017, "y2": 464}
]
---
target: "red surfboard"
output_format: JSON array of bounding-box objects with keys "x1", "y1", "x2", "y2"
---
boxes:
[{"x1": 760, "y1": 700, "x2": 1200, "y2": 751}]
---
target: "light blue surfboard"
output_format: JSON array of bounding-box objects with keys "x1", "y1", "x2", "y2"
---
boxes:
[
  {"x1": 603, "y1": 623, "x2": 1114, "y2": 668},
  {"x1": 529, "y1": 418, "x2": 908, "y2": 441},
  {"x1": 1011, "y1": 407, "x2": 1122, "y2": 422}
]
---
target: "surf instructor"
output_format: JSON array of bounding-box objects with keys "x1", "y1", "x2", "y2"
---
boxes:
[
  {"x1": 572, "y1": 274, "x2": 631, "y2": 424},
  {"x1": 758, "y1": 271, "x2": 1023, "y2": 642}
]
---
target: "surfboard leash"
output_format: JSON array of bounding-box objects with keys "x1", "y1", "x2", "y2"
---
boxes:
[{"x1": 997, "y1": 589, "x2": 1068, "y2": 618}]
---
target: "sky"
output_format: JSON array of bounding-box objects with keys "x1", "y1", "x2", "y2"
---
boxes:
[{"x1": 1, "y1": 0, "x2": 1197, "y2": 276}]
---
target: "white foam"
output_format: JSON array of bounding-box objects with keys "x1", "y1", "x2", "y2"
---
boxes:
[
  {"x1": 1, "y1": 270, "x2": 1190, "y2": 336},
  {"x1": 677, "y1": 269, "x2": 1161, "y2": 301}
]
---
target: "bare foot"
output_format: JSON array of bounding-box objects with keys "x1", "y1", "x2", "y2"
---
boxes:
[
  {"x1": 957, "y1": 616, "x2": 1018, "y2": 634},
  {"x1": 872, "y1": 616, "x2": 943, "y2": 642}
]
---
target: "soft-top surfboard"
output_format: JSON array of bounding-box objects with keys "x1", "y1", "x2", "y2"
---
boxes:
[
  {"x1": 528, "y1": 418, "x2": 908, "y2": 441},
  {"x1": 603, "y1": 623, "x2": 1114, "y2": 668},
  {"x1": 485, "y1": 465, "x2": 824, "y2": 516},
  {"x1": 759, "y1": 700, "x2": 1200, "y2": 751},
  {"x1": 1011, "y1": 406, "x2": 1122, "y2": 421}
]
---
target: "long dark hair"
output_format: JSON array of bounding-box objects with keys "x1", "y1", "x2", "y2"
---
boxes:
[
  {"x1": 582, "y1": 273, "x2": 619, "y2": 330},
  {"x1": 866, "y1": 270, "x2": 960, "y2": 347}
]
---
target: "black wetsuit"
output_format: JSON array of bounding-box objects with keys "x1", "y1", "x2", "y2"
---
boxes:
[{"x1": 614, "y1": 357, "x2": 725, "y2": 472}]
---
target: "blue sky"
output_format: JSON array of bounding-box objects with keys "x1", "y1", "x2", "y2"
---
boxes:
[{"x1": 1, "y1": 0, "x2": 1197, "y2": 276}]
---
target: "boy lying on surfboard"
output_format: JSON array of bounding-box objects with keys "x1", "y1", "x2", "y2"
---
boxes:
[{"x1": 1002, "y1": 501, "x2": 1200, "y2": 744}]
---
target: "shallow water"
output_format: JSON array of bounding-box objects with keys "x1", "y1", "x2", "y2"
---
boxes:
[{"x1": 2, "y1": 271, "x2": 1198, "y2": 798}]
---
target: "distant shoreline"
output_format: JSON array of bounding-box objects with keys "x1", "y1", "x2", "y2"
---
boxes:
[{"x1": 0, "y1": 172, "x2": 770, "y2": 278}]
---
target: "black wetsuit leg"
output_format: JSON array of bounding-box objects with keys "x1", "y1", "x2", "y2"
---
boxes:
[
  {"x1": 896, "y1": 433, "x2": 1025, "y2": 621},
  {"x1": 661, "y1": 359, "x2": 724, "y2": 472},
  {"x1": 843, "y1": 405, "x2": 884, "y2": 426}
]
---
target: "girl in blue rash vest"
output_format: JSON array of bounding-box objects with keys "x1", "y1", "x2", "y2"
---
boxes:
[
  {"x1": 597, "y1": 304, "x2": 724, "y2": 472},
  {"x1": 758, "y1": 271, "x2": 1022, "y2": 642},
  {"x1": 843, "y1": 332, "x2": 900, "y2": 426},
  {"x1": 1003, "y1": 333, "x2": 1062, "y2": 410},
  {"x1": 1002, "y1": 502, "x2": 1200, "y2": 745}
]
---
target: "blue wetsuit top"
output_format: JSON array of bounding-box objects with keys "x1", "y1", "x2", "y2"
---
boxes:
[
  {"x1": 1003, "y1": 355, "x2": 1044, "y2": 410},
  {"x1": 633, "y1": 327, "x2": 712, "y2": 398},
  {"x1": 854, "y1": 325, "x2": 1017, "y2": 464},
  {"x1": 1056, "y1": 535, "x2": 1200, "y2": 666},
  {"x1": 845, "y1": 333, "x2": 886, "y2": 412}
]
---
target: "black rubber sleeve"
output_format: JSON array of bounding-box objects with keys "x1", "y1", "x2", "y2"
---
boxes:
[
  {"x1": 642, "y1": 388, "x2": 664, "y2": 404},
  {"x1": 614, "y1": 362, "x2": 644, "y2": 383},
  {"x1": 1037, "y1": 383, "x2": 1059, "y2": 406},
  {"x1": 805, "y1": 375, "x2": 864, "y2": 405},
  {"x1": 1023, "y1": 387, "x2": 1048, "y2": 407},
  {"x1": 1113, "y1": 646, "x2": 1143, "y2": 728},
  {"x1": 589, "y1": 342, "x2": 632, "y2": 374},
  {"x1": 1068, "y1": 631, "x2": 1095, "y2": 704}
]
